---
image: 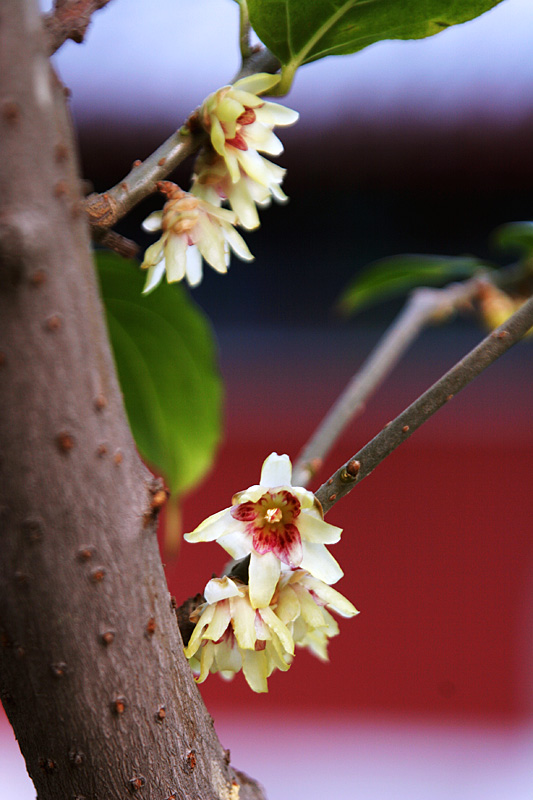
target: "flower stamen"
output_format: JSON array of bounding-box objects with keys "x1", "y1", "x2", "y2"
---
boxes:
[{"x1": 265, "y1": 507, "x2": 283, "y2": 524}]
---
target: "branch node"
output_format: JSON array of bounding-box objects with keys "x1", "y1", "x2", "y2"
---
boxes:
[
  {"x1": 340, "y1": 460, "x2": 360, "y2": 482},
  {"x1": 86, "y1": 192, "x2": 118, "y2": 229},
  {"x1": 44, "y1": 0, "x2": 113, "y2": 55}
]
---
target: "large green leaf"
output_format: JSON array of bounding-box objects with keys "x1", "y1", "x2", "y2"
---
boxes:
[
  {"x1": 247, "y1": 0, "x2": 503, "y2": 91},
  {"x1": 493, "y1": 222, "x2": 533, "y2": 256},
  {"x1": 338, "y1": 254, "x2": 487, "y2": 315},
  {"x1": 96, "y1": 252, "x2": 222, "y2": 496}
]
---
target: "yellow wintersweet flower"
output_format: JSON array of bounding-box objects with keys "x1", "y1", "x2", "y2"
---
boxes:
[
  {"x1": 199, "y1": 73, "x2": 299, "y2": 187},
  {"x1": 191, "y1": 147, "x2": 287, "y2": 231},
  {"x1": 184, "y1": 576, "x2": 294, "y2": 693},
  {"x1": 184, "y1": 571, "x2": 358, "y2": 693},
  {"x1": 279, "y1": 570, "x2": 358, "y2": 662},
  {"x1": 140, "y1": 181, "x2": 253, "y2": 292},
  {"x1": 185, "y1": 453, "x2": 344, "y2": 609}
]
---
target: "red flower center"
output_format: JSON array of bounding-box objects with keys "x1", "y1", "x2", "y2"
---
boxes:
[
  {"x1": 237, "y1": 107, "x2": 256, "y2": 126},
  {"x1": 225, "y1": 131, "x2": 248, "y2": 150},
  {"x1": 230, "y1": 490, "x2": 303, "y2": 568}
]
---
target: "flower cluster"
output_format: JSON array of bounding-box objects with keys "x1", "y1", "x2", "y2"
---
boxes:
[
  {"x1": 185, "y1": 569, "x2": 357, "y2": 693},
  {"x1": 191, "y1": 73, "x2": 298, "y2": 231},
  {"x1": 183, "y1": 453, "x2": 358, "y2": 691},
  {"x1": 140, "y1": 75, "x2": 298, "y2": 290},
  {"x1": 140, "y1": 181, "x2": 253, "y2": 292},
  {"x1": 191, "y1": 147, "x2": 287, "y2": 232}
]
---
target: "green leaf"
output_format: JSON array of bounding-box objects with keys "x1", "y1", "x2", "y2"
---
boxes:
[
  {"x1": 338, "y1": 254, "x2": 486, "y2": 315},
  {"x1": 96, "y1": 252, "x2": 222, "y2": 496},
  {"x1": 492, "y1": 222, "x2": 533, "y2": 256},
  {"x1": 247, "y1": 0, "x2": 503, "y2": 92}
]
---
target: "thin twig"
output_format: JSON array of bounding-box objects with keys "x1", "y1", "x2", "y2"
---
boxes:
[
  {"x1": 85, "y1": 128, "x2": 206, "y2": 232},
  {"x1": 315, "y1": 293, "x2": 533, "y2": 515},
  {"x1": 92, "y1": 228, "x2": 139, "y2": 259},
  {"x1": 292, "y1": 278, "x2": 483, "y2": 486},
  {"x1": 177, "y1": 292, "x2": 531, "y2": 619},
  {"x1": 239, "y1": 0, "x2": 253, "y2": 60},
  {"x1": 44, "y1": 0, "x2": 112, "y2": 54}
]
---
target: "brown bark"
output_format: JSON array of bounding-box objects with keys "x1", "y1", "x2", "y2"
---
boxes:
[
  {"x1": 44, "y1": 0, "x2": 113, "y2": 54},
  {"x1": 0, "y1": 3, "x2": 264, "y2": 799}
]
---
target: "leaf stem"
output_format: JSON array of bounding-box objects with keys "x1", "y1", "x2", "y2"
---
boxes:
[
  {"x1": 292, "y1": 278, "x2": 483, "y2": 486},
  {"x1": 315, "y1": 293, "x2": 533, "y2": 515},
  {"x1": 239, "y1": 0, "x2": 252, "y2": 60}
]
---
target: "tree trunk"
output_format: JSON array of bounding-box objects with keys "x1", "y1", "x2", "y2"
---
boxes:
[{"x1": 0, "y1": 3, "x2": 264, "y2": 798}]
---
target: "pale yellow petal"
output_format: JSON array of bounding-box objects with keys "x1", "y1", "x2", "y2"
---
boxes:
[
  {"x1": 142, "y1": 260, "x2": 166, "y2": 295},
  {"x1": 300, "y1": 575, "x2": 358, "y2": 618},
  {"x1": 185, "y1": 245, "x2": 203, "y2": 287},
  {"x1": 229, "y1": 595, "x2": 257, "y2": 650},
  {"x1": 204, "y1": 577, "x2": 244, "y2": 604},
  {"x1": 184, "y1": 507, "x2": 235, "y2": 543},
  {"x1": 265, "y1": 639, "x2": 292, "y2": 673},
  {"x1": 233, "y1": 73, "x2": 281, "y2": 95},
  {"x1": 184, "y1": 604, "x2": 215, "y2": 657},
  {"x1": 257, "y1": 102, "x2": 299, "y2": 126},
  {"x1": 293, "y1": 585, "x2": 328, "y2": 628},
  {"x1": 259, "y1": 452, "x2": 292, "y2": 487},
  {"x1": 142, "y1": 210, "x2": 163, "y2": 232},
  {"x1": 242, "y1": 649, "x2": 268, "y2": 693},
  {"x1": 214, "y1": 641, "x2": 242, "y2": 673},
  {"x1": 220, "y1": 222, "x2": 254, "y2": 262},
  {"x1": 258, "y1": 606, "x2": 294, "y2": 656},
  {"x1": 217, "y1": 96, "x2": 244, "y2": 124},
  {"x1": 297, "y1": 512, "x2": 342, "y2": 545},
  {"x1": 196, "y1": 215, "x2": 227, "y2": 273},
  {"x1": 141, "y1": 238, "x2": 165, "y2": 269},
  {"x1": 210, "y1": 116, "x2": 226, "y2": 155},
  {"x1": 299, "y1": 630, "x2": 330, "y2": 662},
  {"x1": 236, "y1": 148, "x2": 272, "y2": 186},
  {"x1": 224, "y1": 149, "x2": 241, "y2": 183},
  {"x1": 300, "y1": 541, "x2": 343, "y2": 585},
  {"x1": 198, "y1": 641, "x2": 215, "y2": 683},
  {"x1": 228, "y1": 179, "x2": 260, "y2": 230},
  {"x1": 203, "y1": 601, "x2": 231, "y2": 641},
  {"x1": 244, "y1": 123, "x2": 284, "y2": 155},
  {"x1": 249, "y1": 551, "x2": 280, "y2": 609},
  {"x1": 274, "y1": 584, "x2": 300, "y2": 625},
  {"x1": 164, "y1": 234, "x2": 187, "y2": 283}
]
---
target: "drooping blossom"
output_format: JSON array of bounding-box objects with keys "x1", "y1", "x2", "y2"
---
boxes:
[
  {"x1": 191, "y1": 147, "x2": 287, "y2": 231},
  {"x1": 140, "y1": 181, "x2": 253, "y2": 292},
  {"x1": 184, "y1": 571, "x2": 358, "y2": 692},
  {"x1": 199, "y1": 73, "x2": 299, "y2": 188},
  {"x1": 278, "y1": 570, "x2": 358, "y2": 662},
  {"x1": 184, "y1": 576, "x2": 294, "y2": 693},
  {"x1": 184, "y1": 453, "x2": 344, "y2": 609}
]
